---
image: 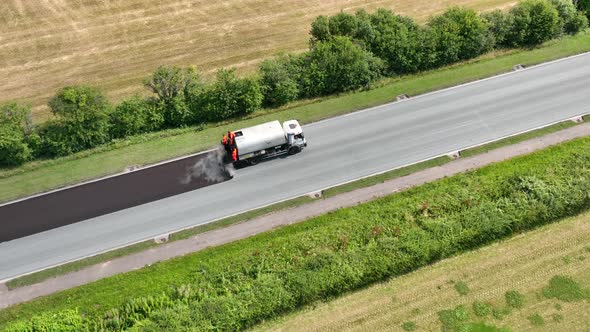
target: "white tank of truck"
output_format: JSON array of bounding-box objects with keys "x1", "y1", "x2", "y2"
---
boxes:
[{"x1": 222, "y1": 120, "x2": 307, "y2": 165}]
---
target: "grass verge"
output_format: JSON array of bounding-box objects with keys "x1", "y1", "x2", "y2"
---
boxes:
[
  {"x1": 5, "y1": 117, "x2": 585, "y2": 290},
  {"x1": 252, "y1": 211, "x2": 590, "y2": 332},
  {"x1": 4, "y1": 196, "x2": 314, "y2": 290},
  {"x1": 1, "y1": 133, "x2": 589, "y2": 330},
  {"x1": 1, "y1": 31, "x2": 590, "y2": 203}
]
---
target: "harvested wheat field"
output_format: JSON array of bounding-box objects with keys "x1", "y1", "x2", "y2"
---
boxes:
[
  {"x1": 0, "y1": 0, "x2": 516, "y2": 121},
  {"x1": 254, "y1": 211, "x2": 590, "y2": 331}
]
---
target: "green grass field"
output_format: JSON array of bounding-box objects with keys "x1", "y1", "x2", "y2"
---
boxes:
[
  {"x1": 253, "y1": 211, "x2": 590, "y2": 331},
  {"x1": 1, "y1": 31, "x2": 590, "y2": 204}
]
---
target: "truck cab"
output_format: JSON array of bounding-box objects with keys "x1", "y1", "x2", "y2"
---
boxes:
[{"x1": 283, "y1": 120, "x2": 307, "y2": 154}]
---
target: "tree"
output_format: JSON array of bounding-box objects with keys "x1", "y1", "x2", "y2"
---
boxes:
[
  {"x1": 39, "y1": 85, "x2": 112, "y2": 157},
  {"x1": 506, "y1": 0, "x2": 561, "y2": 46},
  {"x1": 144, "y1": 66, "x2": 203, "y2": 127},
  {"x1": 481, "y1": 9, "x2": 515, "y2": 47},
  {"x1": 575, "y1": 0, "x2": 590, "y2": 20},
  {"x1": 414, "y1": 27, "x2": 441, "y2": 70},
  {"x1": 201, "y1": 68, "x2": 263, "y2": 122},
  {"x1": 35, "y1": 120, "x2": 75, "y2": 157},
  {"x1": 0, "y1": 125, "x2": 31, "y2": 167},
  {"x1": 310, "y1": 15, "x2": 331, "y2": 42},
  {"x1": 363, "y1": 9, "x2": 423, "y2": 74},
  {"x1": 329, "y1": 12, "x2": 359, "y2": 38},
  {"x1": 48, "y1": 85, "x2": 110, "y2": 120},
  {"x1": 110, "y1": 96, "x2": 164, "y2": 138},
  {"x1": 354, "y1": 9, "x2": 376, "y2": 47},
  {"x1": 0, "y1": 102, "x2": 32, "y2": 133},
  {"x1": 0, "y1": 102, "x2": 34, "y2": 166},
  {"x1": 429, "y1": 7, "x2": 491, "y2": 65},
  {"x1": 259, "y1": 54, "x2": 302, "y2": 107},
  {"x1": 300, "y1": 36, "x2": 384, "y2": 97},
  {"x1": 551, "y1": 0, "x2": 589, "y2": 34}
]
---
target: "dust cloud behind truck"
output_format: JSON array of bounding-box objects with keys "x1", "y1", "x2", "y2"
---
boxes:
[{"x1": 222, "y1": 120, "x2": 307, "y2": 166}]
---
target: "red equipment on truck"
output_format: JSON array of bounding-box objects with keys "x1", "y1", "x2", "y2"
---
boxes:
[{"x1": 221, "y1": 120, "x2": 307, "y2": 166}]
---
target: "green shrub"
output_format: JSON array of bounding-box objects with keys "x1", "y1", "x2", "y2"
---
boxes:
[
  {"x1": 454, "y1": 281, "x2": 471, "y2": 296},
  {"x1": 402, "y1": 321, "x2": 417, "y2": 331},
  {"x1": 428, "y1": 7, "x2": 492, "y2": 65},
  {"x1": 481, "y1": 9, "x2": 514, "y2": 47},
  {"x1": 577, "y1": 0, "x2": 590, "y2": 19},
  {"x1": 551, "y1": 0, "x2": 589, "y2": 34},
  {"x1": 473, "y1": 301, "x2": 493, "y2": 317},
  {"x1": 109, "y1": 96, "x2": 164, "y2": 138},
  {"x1": 201, "y1": 69, "x2": 263, "y2": 122},
  {"x1": 0, "y1": 102, "x2": 34, "y2": 166},
  {"x1": 258, "y1": 55, "x2": 302, "y2": 107},
  {"x1": 505, "y1": 0, "x2": 561, "y2": 46},
  {"x1": 528, "y1": 312, "x2": 545, "y2": 326},
  {"x1": 505, "y1": 290, "x2": 525, "y2": 308},
  {"x1": 0, "y1": 125, "x2": 31, "y2": 167},
  {"x1": 300, "y1": 36, "x2": 384, "y2": 97},
  {"x1": 464, "y1": 322, "x2": 511, "y2": 332},
  {"x1": 39, "y1": 85, "x2": 112, "y2": 157},
  {"x1": 328, "y1": 12, "x2": 359, "y2": 39},
  {"x1": 542, "y1": 275, "x2": 590, "y2": 302},
  {"x1": 4, "y1": 309, "x2": 83, "y2": 332},
  {"x1": 492, "y1": 307, "x2": 512, "y2": 320},
  {"x1": 363, "y1": 9, "x2": 424, "y2": 74},
  {"x1": 143, "y1": 66, "x2": 203, "y2": 127},
  {"x1": 439, "y1": 305, "x2": 470, "y2": 332}
]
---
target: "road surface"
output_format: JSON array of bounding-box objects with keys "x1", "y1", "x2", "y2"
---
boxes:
[
  {"x1": 1, "y1": 53, "x2": 589, "y2": 282},
  {"x1": 0, "y1": 152, "x2": 229, "y2": 242}
]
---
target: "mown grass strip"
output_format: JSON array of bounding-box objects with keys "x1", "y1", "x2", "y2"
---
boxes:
[
  {"x1": 1, "y1": 31, "x2": 589, "y2": 203},
  {"x1": 5, "y1": 117, "x2": 585, "y2": 290},
  {"x1": 1, "y1": 132, "x2": 589, "y2": 330}
]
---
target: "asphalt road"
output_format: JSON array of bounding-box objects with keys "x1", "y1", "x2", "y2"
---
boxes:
[
  {"x1": 0, "y1": 152, "x2": 230, "y2": 242},
  {"x1": 1, "y1": 53, "x2": 589, "y2": 282}
]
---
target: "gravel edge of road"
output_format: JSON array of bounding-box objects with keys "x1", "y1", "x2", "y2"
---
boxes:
[{"x1": 1, "y1": 122, "x2": 590, "y2": 309}]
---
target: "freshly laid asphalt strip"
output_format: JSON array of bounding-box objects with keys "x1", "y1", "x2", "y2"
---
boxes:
[
  {"x1": 0, "y1": 152, "x2": 230, "y2": 242},
  {"x1": 0, "y1": 52, "x2": 589, "y2": 282}
]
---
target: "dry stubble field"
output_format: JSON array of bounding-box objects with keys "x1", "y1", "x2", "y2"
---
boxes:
[
  {"x1": 0, "y1": 0, "x2": 516, "y2": 121},
  {"x1": 254, "y1": 211, "x2": 590, "y2": 331}
]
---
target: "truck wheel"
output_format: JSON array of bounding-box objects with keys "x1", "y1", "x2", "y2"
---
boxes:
[
  {"x1": 288, "y1": 146, "x2": 300, "y2": 155},
  {"x1": 248, "y1": 157, "x2": 260, "y2": 166}
]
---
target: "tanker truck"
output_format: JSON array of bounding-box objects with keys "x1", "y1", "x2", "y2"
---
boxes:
[{"x1": 222, "y1": 120, "x2": 307, "y2": 166}]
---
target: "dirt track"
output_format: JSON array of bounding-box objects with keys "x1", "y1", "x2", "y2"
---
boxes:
[{"x1": 0, "y1": 151, "x2": 231, "y2": 243}]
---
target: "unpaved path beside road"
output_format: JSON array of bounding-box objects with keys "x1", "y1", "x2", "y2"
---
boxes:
[{"x1": 2, "y1": 122, "x2": 590, "y2": 309}]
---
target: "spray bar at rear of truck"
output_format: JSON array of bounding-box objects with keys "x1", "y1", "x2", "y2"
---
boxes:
[{"x1": 221, "y1": 120, "x2": 307, "y2": 166}]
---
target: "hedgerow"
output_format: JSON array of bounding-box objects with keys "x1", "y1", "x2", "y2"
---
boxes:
[{"x1": 2, "y1": 136, "x2": 590, "y2": 331}]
